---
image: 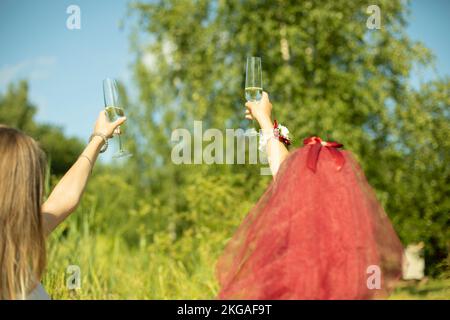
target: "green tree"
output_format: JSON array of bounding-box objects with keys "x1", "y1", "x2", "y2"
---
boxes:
[
  {"x1": 0, "y1": 81, "x2": 84, "y2": 175},
  {"x1": 128, "y1": 0, "x2": 449, "y2": 275}
]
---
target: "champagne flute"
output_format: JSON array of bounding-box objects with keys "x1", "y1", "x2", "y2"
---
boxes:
[
  {"x1": 245, "y1": 56, "x2": 263, "y2": 136},
  {"x1": 103, "y1": 78, "x2": 132, "y2": 159}
]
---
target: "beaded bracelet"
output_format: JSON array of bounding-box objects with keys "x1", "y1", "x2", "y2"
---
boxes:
[{"x1": 89, "y1": 132, "x2": 108, "y2": 153}]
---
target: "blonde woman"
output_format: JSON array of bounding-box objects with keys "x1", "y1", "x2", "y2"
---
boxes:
[{"x1": 0, "y1": 111, "x2": 126, "y2": 300}]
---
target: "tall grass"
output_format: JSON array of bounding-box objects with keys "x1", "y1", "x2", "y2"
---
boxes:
[
  {"x1": 42, "y1": 167, "x2": 252, "y2": 299},
  {"x1": 43, "y1": 199, "x2": 224, "y2": 299}
]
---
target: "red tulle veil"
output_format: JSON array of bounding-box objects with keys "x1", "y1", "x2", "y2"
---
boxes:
[{"x1": 216, "y1": 137, "x2": 404, "y2": 300}]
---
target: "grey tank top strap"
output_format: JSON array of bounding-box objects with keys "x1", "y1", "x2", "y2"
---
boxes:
[{"x1": 26, "y1": 283, "x2": 51, "y2": 300}]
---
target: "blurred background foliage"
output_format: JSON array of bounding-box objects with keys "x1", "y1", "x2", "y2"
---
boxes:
[{"x1": 0, "y1": 0, "x2": 448, "y2": 298}]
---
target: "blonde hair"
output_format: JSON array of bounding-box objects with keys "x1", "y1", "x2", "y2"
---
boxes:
[{"x1": 0, "y1": 125, "x2": 47, "y2": 299}]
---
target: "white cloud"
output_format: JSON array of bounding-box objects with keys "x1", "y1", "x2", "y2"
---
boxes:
[
  {"x1": 0, "y1": 56, "x2": 57, "y2": 88},
  {"x1": 0, "y1": 60, "x2": 29, "y2": 87}
]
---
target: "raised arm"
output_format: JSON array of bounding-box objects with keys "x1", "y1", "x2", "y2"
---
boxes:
[
  {"x1": 245, "y1": 92, "x2": 290, "y2": 177},
  {"x1": 41, "y1": 111, "x2": 126, "y2": 234}
]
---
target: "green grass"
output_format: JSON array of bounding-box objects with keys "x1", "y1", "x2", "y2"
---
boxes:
[
  {"x1": 41, "y1": 171, "x2": 449, "y2": 300},
  {"x1": 390, "y1": 279, "x2": 450, "y2": 300},
  {"x1": 44, "y1": 230, "x2": 220, "y2": 299},
  {"x1": 43, "y1": 227, "x2": 450, "y2": 300}
]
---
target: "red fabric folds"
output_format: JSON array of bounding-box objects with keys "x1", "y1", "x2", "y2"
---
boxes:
[{"x1": 216, "y1": 139, "x2": 403, "y2": 299}]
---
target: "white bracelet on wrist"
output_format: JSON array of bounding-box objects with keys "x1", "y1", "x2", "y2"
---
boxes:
[
  {"x1": 258, "y1": 129, "x2": 275, "y2": 153},
  {"x1": 89, "y1": 132, "x2": 108, "y2": 153}
]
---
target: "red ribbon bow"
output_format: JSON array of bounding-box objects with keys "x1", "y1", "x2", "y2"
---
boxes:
[{"x1": 303, "y1": 136, "x2": 345, "y2": 173}]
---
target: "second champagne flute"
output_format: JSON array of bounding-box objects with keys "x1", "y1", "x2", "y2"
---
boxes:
[
  {"x1": 245, "y1": 56, "x2": 263, "y2": 136},
  {"x1": 103, "y1": 78, "x2": 132, "y2": 159}
]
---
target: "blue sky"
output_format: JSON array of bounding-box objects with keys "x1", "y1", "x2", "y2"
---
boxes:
[
  {"x1": 0, "y1": 0, "x2": 132, "y2": 144},
  {"x1": 0, "y1": 0, "x2": 449, "y2": 144}
]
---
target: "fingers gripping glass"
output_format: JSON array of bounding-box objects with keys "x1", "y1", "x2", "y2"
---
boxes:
[{"x1": 103, "y1": 78, "x2": 132, "y2": 159}]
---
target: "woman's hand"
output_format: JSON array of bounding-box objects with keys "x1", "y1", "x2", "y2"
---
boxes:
[
  {"x1": 245, "y1": 91, "x2": 289, "y2": 177},
  {"x1": 245, "y1": 91, "x2": 273, "y2": 130},
  {"x1": 93, "y1": 110, "x2": 127, "y2": 138}
]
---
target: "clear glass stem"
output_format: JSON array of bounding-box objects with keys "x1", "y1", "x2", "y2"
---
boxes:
[{"x1": 117, "y1": 132, "x2": 123, "y2": 152}]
